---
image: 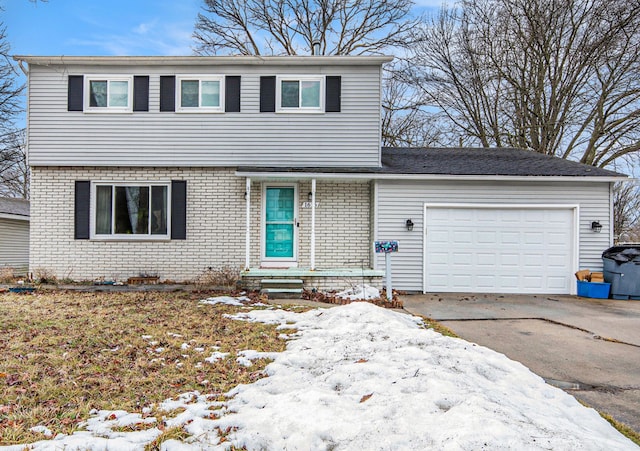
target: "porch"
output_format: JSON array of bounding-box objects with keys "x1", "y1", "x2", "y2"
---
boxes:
[{"x1": 240, "y1": 267, "x2": 384, "y2": 292}]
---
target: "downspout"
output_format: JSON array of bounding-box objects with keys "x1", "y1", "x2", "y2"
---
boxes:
[
  {"x1": 245, "y1": 178, "x2": 251, "y2": 270},
  {"x1": 310, "y1": 178, "x2": 316, "y2": 270}
]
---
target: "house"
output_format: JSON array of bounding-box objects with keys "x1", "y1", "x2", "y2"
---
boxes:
[
  {"x1": 15, "y1": 55, "x2": 625, "y2": 294},
  {"x1": 0, "y1": 196, "x2": 30, "y2": 276}
]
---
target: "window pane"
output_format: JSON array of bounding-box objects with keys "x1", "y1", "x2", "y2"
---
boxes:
[
  {"x1": 181, "y1": 80, "x2": 199, "y2": 107},
  {"x1": 201, "y1": 80, "x2": 220, "y2": 107},
  {"x1": 89, "y1": 80, "x2": 108, "y2": 107},
  {"x1": 301, "y1": 80, "x2": 320, "y2": 107},
  {"x1": 109, "y1": 81, "x2": 129, "y2": 107},
  {"x1": 95, "y1": 186, "x2": 112, "y2": 234},
  {"x1": 281, "y1": 81, "x2": 299, "y2": 108},
  {"x1": 115, "y1": 186, "x2": 149, "y2": 234},
  {"x1": 151, "y1": 186, "x2": 168, "y2": 235}
]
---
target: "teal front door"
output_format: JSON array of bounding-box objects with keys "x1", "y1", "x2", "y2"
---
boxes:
[{"x1": 264, "y1": 186, "x2": 296, "y2": 261}]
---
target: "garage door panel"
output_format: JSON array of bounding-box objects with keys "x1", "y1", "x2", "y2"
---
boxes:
[
  {"x1": 500, "y1": 231, "x2": 521, "y2": 245},
  {"x1": 426, "y1": 207, "x2": 574, "y2": 294}
]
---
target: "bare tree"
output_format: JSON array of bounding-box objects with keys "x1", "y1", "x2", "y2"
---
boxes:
[
  {"x1": 0, "y1": 24, "x2": 22, "y2": 133},
  {"x1": 0, "y1": 128, "x2": 29, "y2": 199},
  {"x1": 613, "y1": 181, "x2": 640, "y2": 242},
  {"x1": 381, "y1": 68, "x2": 445, "y2": 147},
  {"x1": 405, "y1": 0, "x2": 640, "y2": 168},
  {"x1": 193, "y1": 0, "x2": 418, "y2": 56}
]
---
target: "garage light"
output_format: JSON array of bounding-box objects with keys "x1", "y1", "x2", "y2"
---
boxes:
[
  {"x1": 591, "y1": 221, "x2": 602, "y2": 233},
  {"x1": 406, "y1": 219, "x2": 414, "y2": 231}
]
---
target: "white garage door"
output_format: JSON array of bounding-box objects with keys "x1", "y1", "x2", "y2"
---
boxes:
[{"x1": 424, "y1": 206, "x2": 576, "y2": 294}]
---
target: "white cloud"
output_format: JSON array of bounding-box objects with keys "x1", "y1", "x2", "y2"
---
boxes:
[{"x1": 68, "y1": 19, "x2": 195, "y2": 56}]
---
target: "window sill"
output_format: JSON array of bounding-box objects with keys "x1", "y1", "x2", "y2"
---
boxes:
[
  {"x1": 83, "y1": 109, "x2": 134, "y2": 114},
  {"x1": 90, "y1": 236, "x2": 172, "y2": 242}
]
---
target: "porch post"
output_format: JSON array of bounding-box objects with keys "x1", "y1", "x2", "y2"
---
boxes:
[
  {"x1": 311, "y1": 178, "x2": 316, "y2": 270},
  {"x1": 245, "y1": 178, "x2": 251, "y2": 270}
]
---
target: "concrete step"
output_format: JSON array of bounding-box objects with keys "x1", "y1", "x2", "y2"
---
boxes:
[
  {"x1": 260, "y1": 278, "x2": 304, "y2": 286},
  {"x1": 260, "y1": 287, "x2": 304, "y2": 299}
]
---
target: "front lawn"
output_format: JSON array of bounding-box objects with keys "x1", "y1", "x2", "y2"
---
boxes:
[{"x1": 0, "y1": 290, "x2": 284, "y2": 446}]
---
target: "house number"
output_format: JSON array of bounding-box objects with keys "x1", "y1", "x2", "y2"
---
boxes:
[{"x1": 301, "y1": 201, "x2": 320, "y2": 208}]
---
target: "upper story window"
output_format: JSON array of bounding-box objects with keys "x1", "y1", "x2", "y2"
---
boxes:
[
  {"x1": 276, "y1": 76, "x2": 324, "y2": 112},
  {"x1": 84, "y1": 76, "x2": 133, "y2": 112},
  {"x1": 91, "y1": 182, "x2": 170, "y2": 240},
  {"x1": 177, "y1": 76, "x2": 224, "y2": 112}
]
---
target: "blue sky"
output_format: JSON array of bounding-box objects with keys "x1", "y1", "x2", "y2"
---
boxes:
[
  {"x1": 4, "y1": 0, "x2": 440, "y2": 57},
  {"x1": 4, "y1": 0, "x2": 202, "y2": 56}
]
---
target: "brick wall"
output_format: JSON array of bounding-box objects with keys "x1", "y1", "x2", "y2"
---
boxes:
[{"x1": 30, "y1": 168, "x2": 372, "y2": 282}]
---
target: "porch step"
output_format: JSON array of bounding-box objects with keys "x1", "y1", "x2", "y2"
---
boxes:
[
  {"x1": 259, "y1": 279, "x2": 304, "y2": 299},
  {"x1": 260, "y1": 279, "x2": 304, "y2": 286}
]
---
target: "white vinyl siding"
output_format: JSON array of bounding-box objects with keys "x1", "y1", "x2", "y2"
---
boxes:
[
  {"x1": 375, "y1": 180, "x2": 612, "y2": 292},
  {"x1": 27, "y1": 64, "x2": 382, "y2": 167},
  {"x1": 0, "y1": 217, "x2": 29, "y2": 274}
]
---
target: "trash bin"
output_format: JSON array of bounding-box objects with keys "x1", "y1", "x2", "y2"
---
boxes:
[{"x1": 602, "y1": 246, "x2": 640, "y2": 300}]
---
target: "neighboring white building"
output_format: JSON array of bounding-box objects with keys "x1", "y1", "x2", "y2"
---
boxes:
[
  {"x1": 0, "y1": 197, "x2": 30, "y2": 276},
  {"x1": 16, "y1": 55, "x2": 625, "y2": 294}
]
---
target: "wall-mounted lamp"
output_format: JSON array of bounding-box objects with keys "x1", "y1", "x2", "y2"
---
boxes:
[
  {"x1": 591, "y1": 221, "x2": 602, "y2": 233},
  {"x1": 308, "y1": 191, "x2": 313, "y2": 201},
  {"x1": 244, "y1": 191, "x2": 248, "y2": 200},
  {"x1": 406, "y1": 219, "x2": 414, "y2": 231}
]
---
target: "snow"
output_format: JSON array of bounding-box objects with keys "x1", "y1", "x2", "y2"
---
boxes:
[
  {"x1": 236, "y1": 349, "x2": 280, "y2": 367},
  {"x1": 3, "y1": 302, "x2": 636, "y2": 451},
  {"x1": 200, "y1": 295, "x2": 252, "y2": 306},
  {"x1": 204, "y1": 351, "x2": 230, "y2": 363},
  {"x1": 335, "y1": 283, "x2": 380, "y2": 300}
]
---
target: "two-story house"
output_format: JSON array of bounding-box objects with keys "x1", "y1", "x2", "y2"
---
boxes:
[{"x1": 16, "y1": 55, "x2": 624, "y2": 295}]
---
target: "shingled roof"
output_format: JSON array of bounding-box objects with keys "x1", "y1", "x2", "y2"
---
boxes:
[
  {"x1": 381, "y1": 147, "x2": 623, "y2": 177},
  {"x1": 238, "y1": 147, "x2": 626, "y2": 178},
  {"x1": 0, "y1": 197, "x2": 30, "y2": 217}
]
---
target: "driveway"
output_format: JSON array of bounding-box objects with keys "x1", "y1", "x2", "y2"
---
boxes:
[{"x1": 401, "y1": 293, "x2": 640, "y2": 434}]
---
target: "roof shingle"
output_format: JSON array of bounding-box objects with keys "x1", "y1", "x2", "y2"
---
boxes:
[{"x1": 0, "y1": 197, "x2": 30, "y2": 217}]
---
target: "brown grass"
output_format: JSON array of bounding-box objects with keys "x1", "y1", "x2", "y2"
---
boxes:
[{"x1": 0, "y1": 290, "x2": 285, "y2": 445}]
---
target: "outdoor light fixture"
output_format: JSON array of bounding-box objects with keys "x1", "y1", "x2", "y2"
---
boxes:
[
  {"x1": 406, "y1": 219, "x2": 414, "y2": 231},
  {"x1": 308, "y1": 191, "x2": 313, "y2": 201},
  {"x1": 591, "y1": 221, "x2": 602, "y2": 233},
  {"x1": 244, "y1": 191, "x2": 248, "y2": 200}
]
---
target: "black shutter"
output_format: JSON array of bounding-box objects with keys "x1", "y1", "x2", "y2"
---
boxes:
[
  {"x1": 171, "y1": 180, "x2": 187, "y2": 240},
  {"x1": 225, "y1": 76, "x2": 241, "y2": 112},
  {"x1": 160, "y1": 76, "x2": 176, "y2": 112},
  {"x1": 133, "y1": 76, "x2": 149, "y2": 112},
  {"x1": 74, "y1": 181, "x2": 90, "y2": 239},
  {"x1": 325, "y1": 76, "x2": 341, "y2": 112},
  {"x1": 68, "y1": 75, "x2": 84, "y2": 111},
  {"x1": 260, "y1": 76, "x2": 276, "y2": 112}
]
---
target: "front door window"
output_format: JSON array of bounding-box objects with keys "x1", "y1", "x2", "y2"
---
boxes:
[{"x1": 264, "y1": 187, "x2": 296, "y2": 259}]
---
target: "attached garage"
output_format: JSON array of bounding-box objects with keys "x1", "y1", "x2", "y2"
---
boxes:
[
  {"x1": 423, "y1": 205, "x2": 577, "y2": 294},
  {"x1": 374, "y1": 147, "x2": 625, "y2": 295}
]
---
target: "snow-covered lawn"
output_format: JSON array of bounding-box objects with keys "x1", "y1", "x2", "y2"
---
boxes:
[{"x1": 3, "y1": 300, "x2": 635, "y2": 450}]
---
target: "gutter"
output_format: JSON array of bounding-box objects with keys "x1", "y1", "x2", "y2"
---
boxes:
[{"x1": 13, "y1": 55, "x2": 394, "y2": 67}]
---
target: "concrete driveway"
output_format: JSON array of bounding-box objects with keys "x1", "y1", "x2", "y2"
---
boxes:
[{"x1": 401, "y1": 293, "x2": 640, "y2": 434}]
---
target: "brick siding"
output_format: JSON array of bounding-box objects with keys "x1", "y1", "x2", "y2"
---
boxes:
[{"x1": 30, "y1": 167, "x2": 371, "y2": 282}]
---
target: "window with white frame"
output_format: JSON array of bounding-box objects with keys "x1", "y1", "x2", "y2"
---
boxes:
[
  {"x1": 85, "y1": 76, "x2": 133, "y2": 112},
  {"x1": 177, "y1": 76, "x2": 224, "y2": 111},
  {"x1": 277, "y1": 76, "x2": 323, "y2": 112},
  {"x1": 92, "y1": 183, "x2": 170, "y2": 239}
]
